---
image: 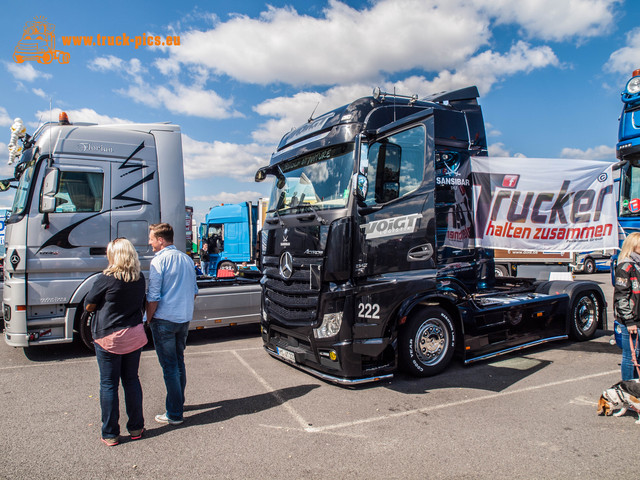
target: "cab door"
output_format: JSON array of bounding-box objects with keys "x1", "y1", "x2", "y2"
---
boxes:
[
  {"x1": 355, "y1": 123, "x2": 435, "y2": 277},
  {"x1": 26, "y1": 157, "x2": 111, "y2": 307}
]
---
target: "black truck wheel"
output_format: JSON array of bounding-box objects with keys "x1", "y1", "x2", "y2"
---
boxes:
[
  {"x1": 583, "y1": 257, "x2": 596, "y2": 274},
  {"x1": 218, "y1": 261, "x2": 237, "y2": 273},
  {"x1": 79, "y1": 308, "x2": 95, "y2": 352},
  {"x1": 569, "y1": 291, "x2": 600, "y2": 340},
  {"x1": 399, "y1": 306, "x2": 456, "y2": 377}
]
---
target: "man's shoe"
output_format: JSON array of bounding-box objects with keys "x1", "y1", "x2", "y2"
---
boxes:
[
  {"x1": 155, "y1": 413, "x2": 183, "y2": 425},
  {"x1": 101, "y1": 436, "x2": 119, "y2": 447},
  {"x1": 129, "y1": 428, "x2": 145, "y2": 440}
]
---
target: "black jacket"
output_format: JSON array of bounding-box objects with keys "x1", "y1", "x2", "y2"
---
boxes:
[
  {"x1": 614, "y1": 255, "x2": 640, "y2": 328},
  {"x1": 85, "y1": 273, "x2": 146, "y2": 339}
]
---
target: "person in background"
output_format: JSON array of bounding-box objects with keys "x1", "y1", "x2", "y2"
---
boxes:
[
  {"x1": 613, "y1": 231, "x2": 640, "y2": 380},
  {"x1": 85, "y1": 238, "x2": 147, "y2": 446},
  {"x1": 146, "y1": 223, "x2": 198, "y2": 425},
  {"x1": 199, "y1": 242, "x2": 210, "y2": 276}
]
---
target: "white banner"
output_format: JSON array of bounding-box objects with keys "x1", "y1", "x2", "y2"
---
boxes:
[{"x1": 471, "y1": 157, "x2": 618, "y2": 252}]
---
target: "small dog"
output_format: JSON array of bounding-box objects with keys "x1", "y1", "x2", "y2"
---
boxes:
[{"x1": 597, "y1": 380, "x2": 640, "y2": 423}]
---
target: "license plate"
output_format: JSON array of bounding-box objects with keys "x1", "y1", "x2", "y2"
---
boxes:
[{"x1": 276, "y1": 347, "x2": 296, "y2": 363}]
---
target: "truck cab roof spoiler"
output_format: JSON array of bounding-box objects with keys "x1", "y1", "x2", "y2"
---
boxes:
[{"x1": 423, "y1": 86, "x2": 480, "y2": 104}]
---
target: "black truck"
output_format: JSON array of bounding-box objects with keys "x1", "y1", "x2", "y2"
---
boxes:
[{"x1": 255, "y1": 86, "x2": 606, "y2": 385}]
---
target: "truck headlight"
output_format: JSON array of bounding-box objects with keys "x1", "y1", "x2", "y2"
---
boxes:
[
  {"x1": 314, "y1": 312, "x2": 343, "y2": 339},
  {"x1": 626, "y1": 76, "x2": 640, "y2": 95}
]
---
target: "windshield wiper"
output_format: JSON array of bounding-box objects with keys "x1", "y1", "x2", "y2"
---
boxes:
[{"x1": 298, "y1": 202, "x2": 328, "y2": 224}]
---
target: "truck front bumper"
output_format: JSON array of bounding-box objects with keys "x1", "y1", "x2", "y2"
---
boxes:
[{"x1": 262, "y1": 325, "x2": 394, "y2": 386}]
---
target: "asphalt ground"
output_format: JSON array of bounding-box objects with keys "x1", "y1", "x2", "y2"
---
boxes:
[{"x1": 1, "y1": 272, "x2": 637, "y2": 479}]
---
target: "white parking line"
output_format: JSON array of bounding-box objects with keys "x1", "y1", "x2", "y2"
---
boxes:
[
  {"x1": 305, "y1": 369, "x2": 619, "y2": 433},
  {"x1": 0, "y1": 346, "x2": 263, "y2": 371},
  {"x1": 231, "y1": 349, "x2": 311, "y2": 431}
]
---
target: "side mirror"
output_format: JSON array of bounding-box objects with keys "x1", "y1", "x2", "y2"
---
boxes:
[
  {"x1": 355, "y1": 173, "x2": 368, "y2": 200},
  {"x1": 40, "y1": 167, "x2": 59, "y2": 213},
  {"x1": 255, "y1": 168, "x2": 267, "y2": 182},
  {"x1": 0, "y1": 179, "x2": 12, "y2": 192}
]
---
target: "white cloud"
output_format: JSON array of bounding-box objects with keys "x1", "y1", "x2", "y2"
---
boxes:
[
  {"x1": 170, "y1": 0, "x2": 491, "y2": 86},
  {"x1": 250, "y1": 42, "x2": 558, "y2": 144},
  {"x1": 32, "y1": 108, "x2": 132, "y2": 128},
  {"x1": 393, "y1": 41, "x2": 559, "y2": 96},
  {"x1": 560, "y1": 145, "x2": 616, "y2": 160},
  {"x1": 488, "y1": 142, "x2": 527, "y2": 158},
  {"x1": 0, "y1": 141, "x2": 14, "y2": 177},
  {"x1": 473, "y1": 0, "x2": 620, "y2": 41},
  {"x1": 606, "y1": 27, "x2": 640, "y2": 76},
  {"x1": 190, "y1": 190, "x2": 266, "y2": 205},
  {"x1": 181, "y1": 134, "x2": 272, "y2": 181},
  {"x1": 32, "y1": 88, "x2": 47, "y2": 99},
  {"x1": 0, "y1": 107, "x2": 11, "y2": 127},
  {"x1": 118, "y1": 82, "x2": 242, "y2": 120},
  {"x1": 88, "y1": 55, "x2": 146, "y2": 84},
  {"x1": 162, "y1": 0, "x2": 615, "y2": 87},
  {"x1": 5, "y1": 62, "x2": 52, "y2": 82}
]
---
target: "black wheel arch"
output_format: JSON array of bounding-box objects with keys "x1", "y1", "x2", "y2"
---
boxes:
[
  {"x1": 395, "y1": 292, "x2": 465, "y2": 353},
  {"x1": 534, "y1": 280, "x2": 607, "y2": 331}
]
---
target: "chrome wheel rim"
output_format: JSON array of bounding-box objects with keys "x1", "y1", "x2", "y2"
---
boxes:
[{"x1": 414, "y1": 318, "x2": 449, "y2": 366}]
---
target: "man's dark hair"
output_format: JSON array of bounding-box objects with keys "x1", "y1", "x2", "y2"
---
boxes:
[{"x1": 150, "y1": 223, "x2": 174, "y2": 243}]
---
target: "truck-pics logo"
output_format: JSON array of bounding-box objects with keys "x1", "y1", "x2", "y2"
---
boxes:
[
  {"x1": 362, "y1": 214, "x2": 421, "y2": 239},
  {"x1": 14, "y1": 17, "x2": 70, "y2": 65}
]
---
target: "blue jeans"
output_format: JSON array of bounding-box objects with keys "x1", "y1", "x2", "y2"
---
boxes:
[
  {"x1": 150, "y1": 319, "x2": 189, "y2": 421},
  {"x1": 94, "y1": 343, "x2": 144, "y2": 439},
  {"x1": 201, "y1": 261, "x2": 210, "y2": 276},
  {"x1": 620, "y1": 323, "x2": 640, "y2": 381}
]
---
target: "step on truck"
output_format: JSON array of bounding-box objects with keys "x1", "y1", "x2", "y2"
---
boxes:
[
  {"x1": 1, "y1": 114, "x2": 261, "y2": 349},
  {"x1": 255, "y1": 86, "x2": 608, "y2": 385}
]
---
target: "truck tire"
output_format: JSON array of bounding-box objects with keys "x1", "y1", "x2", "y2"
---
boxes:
[
  {"x1": 399, "y1": 306, "x2": 456, "y2": 377},
  {"x1": 583, "y1": 258, "x2": 596, "y2": 274},
  {"x1": 218, "y1": 261, "x2": 237, "y2": 273},
  {"x1": 569, "y1": 291, "x2": 600, "y2": 341},
  {"x1": 495, "y1": 265, "x2": 509, "y2": 277},
  {"x1": 78, "y1": 308, "x2": 95, "y2": 352}
]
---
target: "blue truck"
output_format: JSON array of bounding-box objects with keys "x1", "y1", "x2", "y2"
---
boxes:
[
  {"x1": 201, "y1": 201, "x2": 260, "y2": 275},
  {"x1": 617, "y1": 68, "x2": 640, "y2": 238}
]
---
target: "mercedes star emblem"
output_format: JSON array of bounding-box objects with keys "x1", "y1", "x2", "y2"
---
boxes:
[{"x1": 279, "y1": 251, "x2": 293, "y2": 279}]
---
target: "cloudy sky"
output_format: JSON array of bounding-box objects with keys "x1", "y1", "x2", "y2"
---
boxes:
[{"x1": 0, "y1": 0, "x2": 638, "y2": 221}]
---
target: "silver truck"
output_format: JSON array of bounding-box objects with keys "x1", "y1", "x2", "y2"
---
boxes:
[{"x1": 1, "y1": 114, "x2": 261, "y2": 349}]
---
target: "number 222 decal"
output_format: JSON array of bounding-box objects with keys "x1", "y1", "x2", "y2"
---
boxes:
[{"x1": 358, "y1": 303, "x2": 380, "y2": 319}]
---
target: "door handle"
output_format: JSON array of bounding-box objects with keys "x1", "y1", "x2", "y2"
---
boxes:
[{"x1": 407, "y1": 244, "x2": 433, "y2": 262}]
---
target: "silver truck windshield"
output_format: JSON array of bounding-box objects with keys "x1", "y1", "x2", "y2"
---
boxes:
[{"x1": 268, "y1": 143, "x2": 355, "y2": 214}]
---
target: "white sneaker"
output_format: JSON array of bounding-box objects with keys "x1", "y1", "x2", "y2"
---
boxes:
[{"x1": 155, "y1": 413, "x2": 183, "y2": 425}]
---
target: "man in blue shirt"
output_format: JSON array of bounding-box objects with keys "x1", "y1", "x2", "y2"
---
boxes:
[{"x1": 146, "y1": 223, "x2": 198, "y2": 425}]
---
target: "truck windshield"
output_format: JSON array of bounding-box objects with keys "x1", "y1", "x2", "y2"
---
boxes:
[
  {"x1": 268, "y1": 143, "x2": 354, "y2": 214},
  {"x1": 10, "y1": 154, "x2": 38, "y2": 215},
  {"x1": 619, "y1": 164, "x2": 640, "y2": 217}
]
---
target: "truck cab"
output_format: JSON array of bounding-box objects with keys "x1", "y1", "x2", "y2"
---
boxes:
[
  {"x1": 2, "y1": 116, "x2": 185, "y2": 346},
  {"x1": 256, "y1": 87, "x2": 606, "y2": 385}
]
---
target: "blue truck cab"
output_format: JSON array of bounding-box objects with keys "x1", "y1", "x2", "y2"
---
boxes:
[
  {"x1": 617, "y1": 68, "x2": 640, "y2": 161},
  {"x1": 202, "y1": 202, "x2": 258, "y2": 274}
]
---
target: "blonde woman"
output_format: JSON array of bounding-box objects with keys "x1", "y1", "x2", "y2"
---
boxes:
[
  {"x1": 85, "y1": 238, "x2": 147, "y2": 446},
  {"x1": 613, "y1": 232, "x2": 640, "y2": 380}
]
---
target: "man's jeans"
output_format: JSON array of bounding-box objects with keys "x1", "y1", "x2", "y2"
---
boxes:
[
  {"x1": 620, "y1": 323, "x2": 640, "y2": 381},
  {"x1": 94, "y1": 343, "x2": 144, "y2": 439},
  {"x1": 150, "y1": 319, "x2": 189, "y2": 421}
]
